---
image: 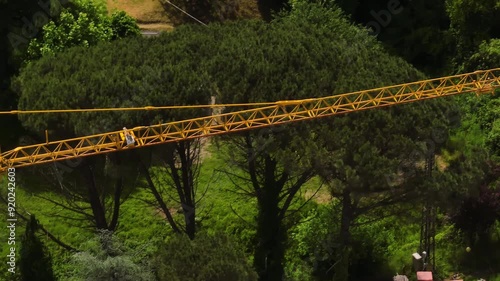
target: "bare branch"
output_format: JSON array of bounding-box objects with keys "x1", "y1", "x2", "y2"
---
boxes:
[
  {"x1": 195, "y1": 170, "x2": 216, "y2": 205},
  {"x1": 354, "y1": 191, "x2": 411, "y2": 217},
  {"x1": 229, "y1": 204, "x2": 254, "y2": 228},
  {"x1": 284, "y1": 182, "x2": 325, "y2": 220},
  {"x1": 222, "y1": 172, "x2": 255, "y2": 196},
  {"x1": 351, "y1": 207, "x2": 411, "y2": 227},
  {"x1": 279, "y1": 169, "x2": 315, "y2": 221},
  {"x1": 0, "y1": 194, "x2": 78, "y2": 252},
  {"x1": 246, "y1": 134, "x2": 262, "y2": 194},
  {"x1": 36, "y1": 194, "x2": 93, "y2": 219},
  {"x1": 138, "y1": 158, "x2": 182, "y2": 234}
]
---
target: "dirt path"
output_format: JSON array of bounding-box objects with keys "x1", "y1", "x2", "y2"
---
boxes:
[
  {"x1": 107, "y1": 0, "x2": 261, "y2": 32},
  {"x1": 138, "y1": 23, "x2": 174, "y2": 32},
  {"x1": 107, "y1": 0, "x2": 174, "y2": 32}
]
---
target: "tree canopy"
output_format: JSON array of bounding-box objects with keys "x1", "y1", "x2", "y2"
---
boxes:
[
  {"x1": 6, "y1": 1, "x2": 500, "y2": 281},
  {"x1": 26, "y1": 0, "x2": 140, "y2": 60}
]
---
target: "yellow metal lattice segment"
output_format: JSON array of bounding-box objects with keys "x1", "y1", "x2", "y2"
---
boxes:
[{"x1": 1, "y1": 68, "x2": 499, "y2": 172}]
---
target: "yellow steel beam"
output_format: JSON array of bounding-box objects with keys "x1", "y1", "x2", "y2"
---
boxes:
[{"x1": 1, "y1": 68, "x2": 499, "y2": 172}]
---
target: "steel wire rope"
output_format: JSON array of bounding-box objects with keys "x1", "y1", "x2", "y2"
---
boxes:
[{"x1": 0, "y1": 102, "x2": 278, "y2": 115}]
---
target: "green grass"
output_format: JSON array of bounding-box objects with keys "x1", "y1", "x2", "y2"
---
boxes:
[
  {"x1": 0, "y1": 144, "x2": 261, "y2": 279},
  {"x1": 2, "y1": 142, "x2": 499, "y2": 280}
]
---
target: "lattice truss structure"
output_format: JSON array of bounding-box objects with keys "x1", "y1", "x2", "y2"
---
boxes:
[{"x1": 1, "y1": 68, "x2": 499, "y2": 172}]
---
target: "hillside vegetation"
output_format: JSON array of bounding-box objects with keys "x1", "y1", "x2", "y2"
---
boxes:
[{"x1": 0, "y1": 0, "x2": 500, "y2": 281}]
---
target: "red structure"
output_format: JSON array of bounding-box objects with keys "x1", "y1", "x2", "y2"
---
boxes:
[{"x1": 417, "y1": 271, "x2": 433, "y2": 281}]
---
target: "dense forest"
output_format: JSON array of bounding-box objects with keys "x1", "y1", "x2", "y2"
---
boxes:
[{"x1": 1, "y1": 0, "x2": 500, "y2": 280}]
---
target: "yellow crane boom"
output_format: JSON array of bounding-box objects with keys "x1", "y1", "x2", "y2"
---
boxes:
[{"x1": 1, "y1": 68, "x2": 499, "y2": 172}]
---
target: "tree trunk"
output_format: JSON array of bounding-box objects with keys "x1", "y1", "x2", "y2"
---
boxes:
[
  {"x1": 244, "y1": 136, "x2": 304, "y2": 281},
  {"x1": 178, "y1": 141, "x2": 196, "y2": 240},
  {"x1": 139, "y1": 159, "x2": 182, "y2": 234},
  {"x1": 333, "y1": 188, "x2": 354, "y2": 281},
  {"x1": 141, "y1": 140, "x2": 199, "y2": 238},
  {"x1": 182, "y1": 202, "x2": 196, "y2": 240},
  {"x1": 254, "y1": 186, "x2": 285, "y2": 281},
  {"x1": 108, "y1": 154, "x2": 123, "y2": 231},
  {"x1": 83, "y1": 164, "x2": 108, "y2": 230},
  {"x1": 108, "y1": 172, "x2": 122, "y2": 231}
]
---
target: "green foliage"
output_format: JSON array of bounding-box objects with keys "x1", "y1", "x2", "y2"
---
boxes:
[
  {"x1": 26, "y1": 0, "x2": 139, "y2": 60},
  {"x1": 453, "y1": 87, "x2": 500, "y2": 161},
  {"x1": 10, "y1": 1, "x2": 500, "y2": 280},
  {"x1": 69, "y1": 253, "x2": 152, "y2": 281},
  {"x1": 0, "y1": 0, "x2": 62, "y2": 150},
  {"x1": 475, "y1": 97, "x2": 500, "y2": 160},
  {"x1": 113, "y1": 188, "x2": 173, "y2": 246},
  {"x1": 110, "y1": 10, "x2": 141, "y2": 39},
  {"x1": 464, "y1": 39, "x2": 500, "y2": 71},
  {"x1": 318, "y1": 0, "x2": 453, "y2": 75},
  {"x1": 65, "y1": 230, "x2": 155, "y2": 281},
  {"x1": 446, "y1": 0, "x2": 500, "y2": 68},
  {"x1": 27, "y1": 0, "x2": 110, "y2": 58},
  {"x1": 432, "y1": 224, "x2": 465, "y2": 277},
  {"x1": 287, "y1": 206, "x2": 336, "y2": 280},
  {"x1": 19, "y1": 215, "x2": 55, "y2": 281},
  {"x1": 17, "y1": 25, "x2": 211, "y2": 138},
  {"x1": 1, "y1": 177, "x2": 171, "y2": 280},
  {"x1": 154, "y1": 231, "x2": 258, "y2": 281},
  {"x1": 287, "y1": 203, "x2": 419, "y2": 280},
  {"x1": 280, "y1": 3, "x2": 464, "y2": 279},
  {"x1": 197, "y1": 155, "x2": 257, "y2": 250},
  {"x1": 447, "y1": 222, "x2": 500, "y2": 281},
  {"x1": 446, "y1": 0, "x2": 500, "y2": 34}
]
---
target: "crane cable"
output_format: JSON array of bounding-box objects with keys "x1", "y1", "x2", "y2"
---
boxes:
[
  {"x1": 0, "y1": 102, "x2": 279, "y2": 115},
  {"x1": 0, "y1": 0, "x2": 252, "y2": 116},
  {"x1": 3, "y1": 68, "x2": 498, "y2": 115},
  {"x1": 162, "y1": 0, "x2": 208, "y2": 26}
]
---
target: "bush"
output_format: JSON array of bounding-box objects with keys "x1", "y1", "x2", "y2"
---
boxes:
[
  {"x1": 27, "y1": 0, "x2": 139, "y2": 59},
  {"x1": 154, "y1": 231, "x2": 258, "y2": 281},
  {"x1": 65, "y1": 230, "x2": 155, "y2": 281},
  {"x1": 110, "y1": 11, "x2": 141, "y2": 39}
]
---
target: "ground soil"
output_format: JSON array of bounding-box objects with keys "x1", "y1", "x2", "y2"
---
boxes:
[
  {"x1": 106, "y1": 0, "x2": 261, "y2": 31},
  {"x1": 106, "y1": 0, "x2": 173, "y2": 31}
]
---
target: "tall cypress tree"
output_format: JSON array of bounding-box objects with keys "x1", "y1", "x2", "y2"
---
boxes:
[{"x1": 19, "y1": 215, "x2": 55, "y2": 281}]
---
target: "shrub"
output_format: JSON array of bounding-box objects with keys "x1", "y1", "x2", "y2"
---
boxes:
[
  {"x1": 154, "y1": 231, "x2": 258, "y2": 281},
  {"x1": 64, "y1": 230, "x2": 155, "y2": 281}
]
